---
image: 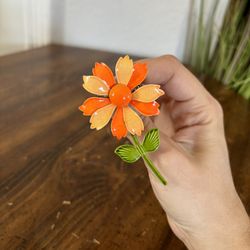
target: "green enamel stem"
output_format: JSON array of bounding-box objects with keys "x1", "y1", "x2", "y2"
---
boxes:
[{"x1": 131, "y1": 135, "x2": 167, "y2": 186}]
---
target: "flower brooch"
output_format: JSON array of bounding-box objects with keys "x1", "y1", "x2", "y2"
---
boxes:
[{"x1": 79, "y1": 56, "x2": 167, "y2": 185}]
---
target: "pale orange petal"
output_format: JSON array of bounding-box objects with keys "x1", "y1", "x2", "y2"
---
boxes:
[
  {"x1": 123, "y1": 107, "x2": 144, "y2": 136},
  {"x1": 132, "y1": 84, "x2": 164, "y2": 102},
  {"x1": 115, "y1": 55, "x2": 133, "y2": 85},
  {"x1": 90, "y1": 104, "x2": 116, "y2": 130},
  {"x1": 83, "y1": 76, "x2": 109, "y2": 96}
]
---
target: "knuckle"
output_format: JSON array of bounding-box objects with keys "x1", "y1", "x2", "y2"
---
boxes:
[
  {"x1": 160, "y1": 55, "x2": 182, "y2": 73},
  {"x1": 209, "y1": 96, "x2": 223, "y2": 117},
  {"x1": 161, "y1": 54, "x2": 180, "y2": 65},
  {"x1": 214, "y1": 100, "x2": 223, "y2": 116}
]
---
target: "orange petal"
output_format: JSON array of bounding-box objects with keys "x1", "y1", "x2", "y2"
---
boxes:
[
  {"x1": 93, "y1": 62, "x2": 115, "y2": 87},
  {"x1": 130, "y1": 100, "x2": 160, "y2": 116},
  {"x1": 123, "y1": 107, "x2": 144, "y2": 136},
  {"x1": 90, "y1": 104, "x2": 116, "y2": 130},
  {"x1": 79, "y1": 97, "x2": 111, "y2": 116},
  {"x1": 115, "y1": 55, "x2": 133, "y2": 85},
  {"x1": 111, "y1": 107, "x2": 127, "y2": 139},
  {"x1": 132, "y1": 84, "x2": 164, "y2": 102},
  {"x1": 127, "y1": 63, "x2": 147, "y2": 90},
  {"x1": 83, "y1": 76, "x2": 109, "y2": 96}
]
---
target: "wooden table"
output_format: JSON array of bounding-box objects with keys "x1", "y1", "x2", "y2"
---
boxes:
[{"x1": 0, "y1": 45, "x2": 249, "y2": 250}]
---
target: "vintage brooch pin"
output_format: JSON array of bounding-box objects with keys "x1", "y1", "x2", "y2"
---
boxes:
[{"x1": 79, "y1": 56, "x2": 167, "y2": 185}]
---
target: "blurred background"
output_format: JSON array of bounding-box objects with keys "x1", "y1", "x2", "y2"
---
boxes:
[
  {"x1": 0, "y1": 0, "x2": 227, "y2": 58},
  {"x1": 2, "y1": 0, "x2": 249, "y2": 99}
]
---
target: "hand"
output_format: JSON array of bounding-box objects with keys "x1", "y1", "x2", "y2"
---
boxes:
[{"x1": 140, "y1": 56, "x2": 250, "y2": 250}]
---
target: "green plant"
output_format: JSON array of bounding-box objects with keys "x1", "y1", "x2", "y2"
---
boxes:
[
  {"x1": 185, "y1": 0, "x2": 250, "y2": 99},
  {"x1": 115, "y1": 129, "x2": 167, "y2": 185}
]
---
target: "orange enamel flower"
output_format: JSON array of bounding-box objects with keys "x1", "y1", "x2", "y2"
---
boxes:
[{"x1": 79, "y1": 55, "x2": 164, "y2": 139}]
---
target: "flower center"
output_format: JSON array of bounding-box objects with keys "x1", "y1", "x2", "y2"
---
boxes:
[{"x1": 109, "y1": 84, "x2": 132, "y2": 107}]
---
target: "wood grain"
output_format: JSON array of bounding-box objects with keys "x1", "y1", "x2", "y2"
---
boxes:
[{"x1": 0, "y1": 45, "x2": 249, "y2": 250}]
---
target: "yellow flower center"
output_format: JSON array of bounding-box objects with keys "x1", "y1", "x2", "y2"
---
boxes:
[{"x1": 109, "y1": 84, "x2": 132, "y2": 107}]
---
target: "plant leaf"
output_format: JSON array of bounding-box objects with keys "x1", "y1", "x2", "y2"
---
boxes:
[
  {"x1": 142, "y1": 128, "x2": 160, "y2": 152},
  {"x1": 115, "y1": 144, "x2": 141, "y2": 163}
]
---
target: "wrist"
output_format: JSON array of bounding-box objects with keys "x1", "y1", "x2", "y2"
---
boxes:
[
  {"x1": 189, "y1": 211, "x2": 250, "y2": 250},
  {"x1": 180, "y1": 195, "x2": 250, "y2": 250},
  {"x1": 191, "y1": 222, "x2": 250, "y2": 250}
]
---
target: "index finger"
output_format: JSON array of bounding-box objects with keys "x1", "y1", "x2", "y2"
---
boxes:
[{"x1": 138, "y1": 55, "x2": 210, "y2": 103}]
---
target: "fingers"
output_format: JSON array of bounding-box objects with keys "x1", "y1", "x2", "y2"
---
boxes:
[
  {"x1": 137, "y1": 55, "x2": 224, "y2": 130},
  {"x1": 138, "y1": 55, "x2": 210, "y2": 104}
]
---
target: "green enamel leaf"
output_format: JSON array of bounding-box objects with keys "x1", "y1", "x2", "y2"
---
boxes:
[
  {"x1": 142, "y1": 128, "x2": 160, "y2": 152},
  {"x1": 115, "y1": 144, "x2": 141, "y2": 163}
]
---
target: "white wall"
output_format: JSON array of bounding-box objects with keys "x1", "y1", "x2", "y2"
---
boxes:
[
  {"x1": 0, "y1": 0, "x2": 228, "y2": 59},
  {"x1": 0, "y1": 0, "x2": 50, "y2": 56},
  {"x1": 51, "y1": 0, "x2": 190, "y2": 59}
]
